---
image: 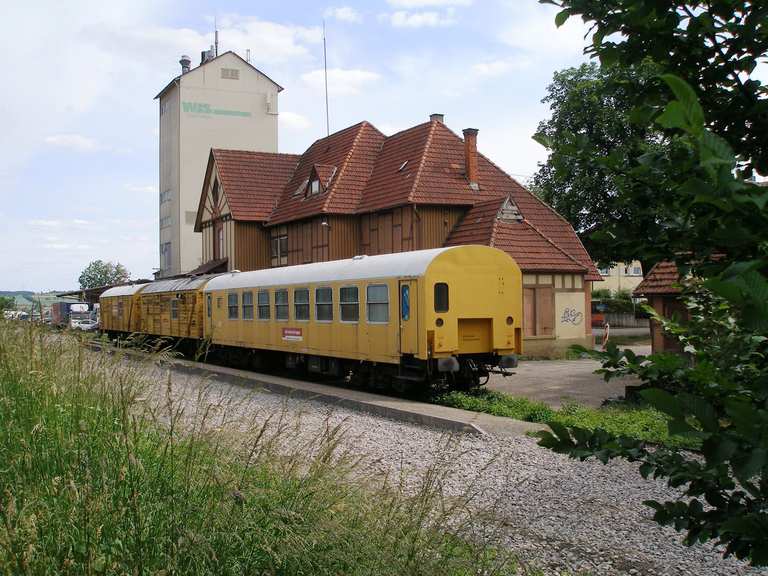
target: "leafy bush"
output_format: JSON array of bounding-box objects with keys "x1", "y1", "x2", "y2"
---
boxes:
[
  {"x1": 433, "y1": 389, "x2": 682, "y2": 447},
  {"x1": 0, "y1": 322, "x2": 518, "y2": 575}
]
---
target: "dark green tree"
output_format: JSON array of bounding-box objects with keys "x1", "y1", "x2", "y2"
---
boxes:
[
  {"x1": 536, "y1": 0, "x2": 768, "y2": 565},
  {"x1": 78, "y1": 260, "x2": 130, "y2": 290},
  {"x1": 0, "y1": 296, "x2": 14, "y2": 313},
  {"x1": 532, "y1": 62, "x2": 662, "y2": 266}
]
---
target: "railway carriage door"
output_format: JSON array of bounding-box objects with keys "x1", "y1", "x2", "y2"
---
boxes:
[{"x1": 399, "y1": 280, "x2": 418, "y2": 355}]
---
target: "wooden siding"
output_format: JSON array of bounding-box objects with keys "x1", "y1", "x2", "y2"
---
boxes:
[
  {"x1": 414, "y1": 206, "x2": 464, "y2": 250},
  {"x1": 328, "y1": 216, "x2": 359, "y2": 260},
  {"x1": 234, "y1": 222, "x2": 270, "y2": 271},
  {"x1": 359, "y1": 206, "x2": 415, "y2": 255}
]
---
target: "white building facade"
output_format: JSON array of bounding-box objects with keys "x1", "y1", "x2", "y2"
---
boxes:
[{"x1": 155, "y1": 51, "x2": 281, "y2": 277}]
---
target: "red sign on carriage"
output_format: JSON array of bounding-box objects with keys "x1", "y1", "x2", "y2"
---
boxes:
[{"x1": 281, "y1": 327, "x2": 303, "y2": 341}]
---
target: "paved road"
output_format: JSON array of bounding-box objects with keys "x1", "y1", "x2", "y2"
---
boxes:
[{"x1": 488, "y1": 344, "x2": 650, "y2": 408}]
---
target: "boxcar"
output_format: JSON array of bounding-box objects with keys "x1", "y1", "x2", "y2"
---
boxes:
[
  {"x1": 203, "y1": 245, "x2": 523, "y2": 387},
  {"x1": 137, "y1": 276, "x2": 214, "y2": 340},
  {"x1": 100, "y1": 284, "x2": 147, "y2": 334}
]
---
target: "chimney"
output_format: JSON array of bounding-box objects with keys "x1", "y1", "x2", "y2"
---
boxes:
[
  {"x1": 179, "y1": 54, "x2": 191, "y2": 74},
  {"x1": 429, "y1": 113, "x2": 444, "y2": 123},
  {"x1": 463, "y1": 128, "x2": 479, "y2": 190}
]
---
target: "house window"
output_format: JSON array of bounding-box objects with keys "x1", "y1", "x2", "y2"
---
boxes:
[
  {"x1": 228, "y1": 293, "x2": 239, "y2": 320},
  {"x1": 294, "y1": 288, "x2": 309, "y2": 321},
  {"x1": 633, "y1": 266, "x2": 642, "y2": 276},
  {"x1": 599, "y1": 267, "x2": 611, "y2": 276},
  {"x1": 160, "y1": 216, "x2": 172, "y2": 229},
  {"x1": 212, "y1": 179, "x2": 220, "y2": 207},
  {"x1": 171, "y1": 299, "x2": 179, "y2": 320},
  {"x1": 275, "y1": 289, "x2": 288, "y2": 320},
  {"x1": 270, "y1": 225, "x2": 288, "y2": 267},
  {"x1": 160, "y1": 242, "x2": 172, "y2": 273},
  {"x1": 434, "y1": 282, "x2": 449, "y2": 313},
  {"x1": 340, "y1": 286, "x2": 359, "y2": 322},
  {"x1": 309, "y1": 179, "x2": 320, "y2": 196},
  {"x1": 242, "y1": 291, "x2": 254, "y2": 320},
  {"x1": 315, "y1": 287, "x2": 333, "y2": 322},
  {"x1": 257, "y1": 290, "x2": 270, "y2": 320},
  {"x1": 523, "y1": 287, "x2": 554, "y2": 337},
  {"x1": 367, "y1": 284, "x2": 389, "y2": 323}
]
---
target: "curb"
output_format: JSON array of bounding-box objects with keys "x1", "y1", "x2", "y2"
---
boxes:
[{"x1": 88, "y1": 341, "x2": 485, "y2": 435}]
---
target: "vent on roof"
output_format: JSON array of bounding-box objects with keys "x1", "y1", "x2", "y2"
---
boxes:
[
  {"x1": 398, "y1": 160, "x2": 409, "y2": 172},
  {"x1": 498, "y1": 197, "x2": 523, "y2": 223},
  {"x1": 221, "y1": 68, "x2": 240, "y2": 80}
]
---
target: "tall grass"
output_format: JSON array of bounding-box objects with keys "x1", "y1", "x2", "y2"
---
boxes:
[{"x1": 0, "y1": 322, "x2": 520, "y2": 575}]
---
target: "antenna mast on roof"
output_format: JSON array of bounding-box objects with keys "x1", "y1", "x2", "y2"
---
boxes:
[
  {"x1": 214, "y1": 16, "x2": 219, "y2": 56},
  {"x1": 323, "y1": 19, "x2": 330, "y2": 137}
]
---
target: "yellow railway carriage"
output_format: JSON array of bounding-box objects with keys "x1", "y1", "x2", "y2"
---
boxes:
[
  {"x1": 99, "y1": 283, "x2": 149, "y2": 334},
  {"x1": 203, "y1": 245, "x2": 522, "y2": 387},
  {"x1": 136, "y1": 276, "x2": 215, "y2": 340}
]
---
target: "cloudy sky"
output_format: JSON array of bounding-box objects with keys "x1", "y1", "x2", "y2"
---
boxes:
[{"x1": 1, "y1": 0, "x2": 597, "y2": 291}]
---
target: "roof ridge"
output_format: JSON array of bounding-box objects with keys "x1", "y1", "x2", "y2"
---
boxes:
[
  {"x1": 213, "y1": 148, "x2": 301, "y2": 159},
  {"x1": 322, "y1": 122, "x2": 369, "y2": 212},
  {"x1": 407, "y1": 121, "x2": 438, "y2": 204},
  {"x1": 522, "y1": 217, "x2": 588, "y2": 271}
]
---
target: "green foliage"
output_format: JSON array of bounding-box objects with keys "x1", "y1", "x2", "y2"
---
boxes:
[
  {"x1": 531, "y1": 62, "x2": 663, "y2": 265},
  {"x1": 0, "y1": 323, "x2": 518, "y2": 575},
  {"x1": 0, "y1": 296, "x2": 13, "y2": 313},
  {"x1": 433, "y1": 389, "x2": 682, "y2": 447},
  {"x1": 536, "y1": 1, "x2": 768, "y2": 565},
  {"x1": 591, "y1": 288, "x2": 612, "y2": 299},
  {"x1": 78, "y1": 259, "x2": 130, "y2": 290}
]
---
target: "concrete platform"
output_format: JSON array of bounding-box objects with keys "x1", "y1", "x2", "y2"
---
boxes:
[{"x1": 168, "y1": 358, "x2": 544, "y2": 438}]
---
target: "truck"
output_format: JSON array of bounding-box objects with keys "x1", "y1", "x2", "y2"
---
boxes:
[{"x1": 50, "y1": 301, "x2": 91, "y2": 328}]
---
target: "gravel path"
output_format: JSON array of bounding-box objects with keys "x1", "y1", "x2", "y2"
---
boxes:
[{"x1": 138, "y1": 363, "x2": 766, "y2": 576}]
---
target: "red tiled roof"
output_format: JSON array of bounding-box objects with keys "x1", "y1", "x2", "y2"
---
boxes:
[
  {"x1": 446, "y1": 197, "x2": 588, "y2": 274},
  {"x1": 634, "y1": 261, "x2": 680, "y2": 295},
  {"x1": 269, "y1": 122, "x2": 385, "y2": 224},
  {"x1": 196, "y1": 149, "x2": 299, "y2": 229}
]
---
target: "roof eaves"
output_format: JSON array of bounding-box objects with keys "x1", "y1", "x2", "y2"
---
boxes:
[{"x1": 194, "y1": 150, "x2": 217, "y2": 232}]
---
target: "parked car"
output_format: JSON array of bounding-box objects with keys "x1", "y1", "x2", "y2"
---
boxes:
[{"x1": 71, "y1": 318, "x2": 99, "y2": 331}]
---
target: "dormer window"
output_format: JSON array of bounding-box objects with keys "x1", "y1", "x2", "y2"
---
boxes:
[{"x1": 309, "y1": 178, "x2": 321, "y2": 196}]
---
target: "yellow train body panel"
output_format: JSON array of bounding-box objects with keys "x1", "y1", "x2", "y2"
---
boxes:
[
  {"x1": 202, "y1": 245, "x2": 522, "y2": 364},
  {"x1": 99, "y1": 284, "x2": 147, "y2": 333}
]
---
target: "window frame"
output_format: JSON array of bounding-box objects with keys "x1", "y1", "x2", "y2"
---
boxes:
[
  {"x1": 275, "y1": 289, "x2": 289, "y2": 321},
  {"x1": 206, "y1": 294, "x2": 212, "y2": 318},
  {"x1": 227, "y1": 292, "x2": 239, "y2": 320},
  {"x1": 339, "y1": 285, "x2": 359, "y2": 323},
  {"x1": 294, "y1": 288, "x2": 310, "y2": 322},
  {"x1": 257, "y1": 289, "x2": 270, "y2": 320},
  {"x1": 315, "y1": 286, "x2": 333, "y2": 323},
  {"x1": 242, "y1": 291, "x2": 254, "y2": 320},
  {"x1": 171, "y1": 298, "x2": 179, "y2": 320},
  {"x1": 366, "y1": 283, "x2": 389, "y2": 324},
  {"x1": 434, "y1": 282, "x2": 449, "y2": 313}
]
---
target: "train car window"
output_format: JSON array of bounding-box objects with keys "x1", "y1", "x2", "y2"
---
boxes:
[
  {"x1": 367, "y1": 284, "x2": 389, "y2": 323},
  {"x1": 434, "y1": 283, "x2": 449, "y2": 313},
  {"x1": 401, "y1": 285, "x2": 410, "y2": 320},
  {"x1": 171, "y1": 299, "x2": 179, "y2": 320},
  {"x1": 206, "y1": 294, "x2": 212, "y2": 318},
  {"x1": 275, "y1": 289, "x2": 289, "y2": 320},
  {"x1": 242, "y1": 291, "x2": 254, "y2": 320},
  {"x1": 257, "y1": 290, "x2": 270, "y2": 320},
  {"x1": 340, "y1": 286, "x2": 359, "y2": 322},
  {"x1": 228, "y1": 293, "x2": 239, "y2": 320},
  {"x1": 294, "y1": 288, "x2": 310, "y2": 321},
  {"x1": 315, "y1": 287, "x2": 333, "y2": 322}
]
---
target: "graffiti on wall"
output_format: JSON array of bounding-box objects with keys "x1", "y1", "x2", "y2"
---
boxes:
[{"x1": 560, "y1": 307, "x2": 584, "y2": 326}]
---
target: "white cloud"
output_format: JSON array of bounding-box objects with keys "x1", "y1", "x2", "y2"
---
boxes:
[
  {"x1": 473, "y1": 57, "x2": 532, "y2": 77},
  {"x1": 124, "y1": 184, "x2": 157, "y2": 193},
  {"x1": 383, "y1": 10, "x2": 457, "y2": 27},
  {"x1": 325, "y1": 6, "x2": 362, "y2": 23},
  {"x1": 387, "y1": 0, "x2": 471, "y2": 6},
  {"x1": 280, "y1": 112, "x2": 312, "y2": 131},
  {"x1": 29, "y1": 219, "x2": 62, "y2": 228},
  {"x1": 72, "y1": 219, "x2": 90, "y2": 225},
  {"x1": 498, "y1": 4, "x2": 592, "y2": 60},
  {"x1": 44, "y1": 134, "x2": 100, "y2": 151},
  {"x1": 302, "y1": 68, "x2": 381, "y2": 96}
]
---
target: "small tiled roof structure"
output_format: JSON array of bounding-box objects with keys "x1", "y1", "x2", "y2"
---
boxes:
[
  {"x1": 446, "y1": 196, "x2": 589, "y2": 274},
  {"x1": 634, "y1": 261, "x2": 680, "y2": 295},
  {"x1": 195, "y1": 149, "x2": 300, "y2": 230},
  {"x1": 196, "y1": 116, "x2": 601, "y2": 279}
]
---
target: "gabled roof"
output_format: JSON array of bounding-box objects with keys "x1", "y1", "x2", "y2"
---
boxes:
[
  {"x1": 446, "y1": 196, "x2": 588, "y2": 274},
  {"x1": 634, "y1": 261, "x2": 680, "y2": 295},
  {"x1": 154, "y1": 50, "x2": 284, "y2": 100},
  {"x1": 195, "y1": 149, "x2": 300, "y2": 231},
  {"x1": 269, "y1": 122, "x2": 386, "y2": 225}
]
